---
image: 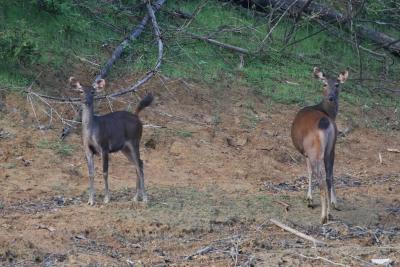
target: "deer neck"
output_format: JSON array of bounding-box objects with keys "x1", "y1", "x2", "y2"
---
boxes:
[
  {"x1": 81, "y1": 103, "x2": 95, "y2": 136},
  {"x1": 319, "y1": 99, "x2": 338, "y2": 120}
]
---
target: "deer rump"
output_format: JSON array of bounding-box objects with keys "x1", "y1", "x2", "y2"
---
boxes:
[{"x1": 291, "y1": 108, "x2": 337, "y2": 157}]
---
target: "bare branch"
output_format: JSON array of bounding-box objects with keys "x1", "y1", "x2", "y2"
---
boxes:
[
  {"x1": 270, "y1": 218, "x2": 326, "y2": 247},
  {"x1": 182, "y1": 30, "x2": 250, "y2": 54},
  {"x1": 94, "y1": 0, "x2": 166, "y2": 82}
]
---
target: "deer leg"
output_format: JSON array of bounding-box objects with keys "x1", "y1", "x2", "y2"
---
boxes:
[
  {"x1": 132, "y1": 142, "x2": 147, "y2": 202},
  {"x1": 85, "y1": 150, "x2": 95, "y2": 206},
  {"x1": 325, "y1": 149, "x2": 338, "y2": 210},
  {"x1": 102, "y1": 150, "x2": 110, "y2": 204},
  {"x1": 123, "y1": 144, "x2": 147, "y2": 203},
  {"x1": 306, "y1": 158, "x2": 313, "y2": 208},
  {"x1": 311, "y1": 159, "x2": 329, "y2": 224}
]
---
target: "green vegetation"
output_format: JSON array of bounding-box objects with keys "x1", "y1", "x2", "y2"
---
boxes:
[
  {"x1": 37, "y1": 139, "x2": 74, "y2": 156},
  {"x1": 176, "y1": 129, "x2": 193, "y2": 138},
  {"x1": 0, "y1": 0, "x2": 398, "y2": 114}
]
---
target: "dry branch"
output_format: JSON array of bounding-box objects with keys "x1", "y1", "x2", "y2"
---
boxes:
[
  {"x1": 273, "y1": 200, "x2": 290, "y2": 212},
  {"x1": 270, "y1": 218, "x2": 325, "y2": 246},
  {"x1": 183, "y1": 30, "x2": 250, "y2": 54},
  {"x1": 284, "y1": 0, "x2": 313, "y2": 44},
  {"x1": 179, "y1": 0, "x2": 209, "y2": 30},
  {"x1": 184, "y1": 246, "x2": 215, "y2": 260},
  {"x1": 95, "y1": 0, "x2": 166, "y2": 82},
  {"x1": 296, "y1": 253, "x2": 347, "y2": 266}
]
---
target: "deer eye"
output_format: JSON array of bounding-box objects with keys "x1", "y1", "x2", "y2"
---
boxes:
[{"x1": 335, "y1": 83, "x2": 340, "y2": 88}]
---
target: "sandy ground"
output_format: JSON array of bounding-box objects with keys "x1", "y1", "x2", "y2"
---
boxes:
[{"x1": 0, "y1": 76, "x2": 399, "y2": 266}]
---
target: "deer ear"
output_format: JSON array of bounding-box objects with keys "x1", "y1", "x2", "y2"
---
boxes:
[
  {"x1": 338, "y1": 70, "x2": 349, "y2": 84},
  {"x1": 69, "y1": 77, "x2": 83, "y2": 92},
  {"x1": 313, "y1": 67, "x2": 326, "y2": 82},
  {"x1": 94, "y1": 79, "x2": 106, "y2": 92}
]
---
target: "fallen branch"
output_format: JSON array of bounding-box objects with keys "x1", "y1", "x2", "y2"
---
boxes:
[
  {"x1": 273, "y1": 200, "x2": 290, "y2": 212},
  {"x1": 387, "y1": 148, "x2": 400, "y2": 153},
  {"x1": 37, "y1": 224, "x2": 56, "y2": 232},
  {"x1": 270, "y1": 218, "x2": 325, "y2": 246},
  {"x1": 184, "y1": 246, "x2": 215, "y2": 260},
  {"x1": 295, "y1": 253, "x2": 347, "y2": 267},
  {"x1": 182, "y1": 30, "x2": 250, "y2": 54}
]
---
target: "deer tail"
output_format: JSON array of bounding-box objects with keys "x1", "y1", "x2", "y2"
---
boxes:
[{"x1": 135, "y1": 93, "x2": 154, "y2": 114}]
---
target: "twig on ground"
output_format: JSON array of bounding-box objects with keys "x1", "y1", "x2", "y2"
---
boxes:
[
  {"x1": 181, "y1": 30, "x2": 250, "y2": 54},
  {"x1": 37, "y1": 224, "x2": 56, "y2": 232},
  {"x1": 273, "y1": 200, "x2": 290, "y2": 212},
  {"x1": 184, "y1": 246, "x2": 215, "y2": 260},
  {"x1": 295, "y1": 253, "x2": 347, "y2": 267},
  {"x1": 387, "y1": 148, "x2": 400, "y2": 153},
  {"x1": 270, "y1": 218, "x2": 325, "y2": 247}
]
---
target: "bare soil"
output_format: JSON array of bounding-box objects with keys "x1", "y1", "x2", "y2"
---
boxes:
[{"x1": 0, "y1": 76, "x2": 399, "y2": 266}]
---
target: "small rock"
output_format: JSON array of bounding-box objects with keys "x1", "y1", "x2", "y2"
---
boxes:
[
  {"x1": 226, "y1": 135, "x2": 248, "y2": 147},
  {"x1": 370, "y1": 258, "x2": 393, "y2": 266}
]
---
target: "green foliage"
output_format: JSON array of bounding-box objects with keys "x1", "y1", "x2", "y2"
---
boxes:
[
  {"x1": 37, "y1": 139, "x2": 74, "y2": 156},
  {"x1": 0, "y1": 20, "x2": 39, "y2": 66},
  {"x1": 0, "y1": 0, "x2": 128, "y2": 90},
  {"x1": 31, "y1": 0, "x2": 76, "y2": 15},
  {"x1": 176, "y1": 130, "x2": 193, "y2": 138}
]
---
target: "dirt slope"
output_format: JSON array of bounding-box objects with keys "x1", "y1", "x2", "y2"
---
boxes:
[{"x1": 0, "y1": 76, "x2": 399, "y2": 266}]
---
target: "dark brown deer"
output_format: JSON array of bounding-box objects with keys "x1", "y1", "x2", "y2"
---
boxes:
[
  {"x1": 69, "y1": 77, "x2": 153, "y2": 205},
  {"x1": 291, "y1": 67, "x2": 349, "y2": 224}
]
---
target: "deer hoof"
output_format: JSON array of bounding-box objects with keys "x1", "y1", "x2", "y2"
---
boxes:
[
  {"x1": 87, "y1": 199, "x2": 95, "y2": 206},
  {"x1": 320, "y1": 216, "x2": 328, "y2": 224},
  {"x1": 103, "y1": 195, "x2": 110, "y2": 204},
  {"x1": 331, "y1": 203, "x2": 341, "y2": 211},
  {"x1": 307, "y1": 199, "x2": 314, "y2": 209},
  {"x1": 133, "y1": 194, "x2": 140, "y2": 202},
  {"x1": 133, "y1": 193, "x2": 148, "y2": 203}
]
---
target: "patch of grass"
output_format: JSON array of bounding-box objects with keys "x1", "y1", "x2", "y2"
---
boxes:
[
  {"x1": 114, "y1": 186, "x2": 277, "y2": 229},
  {"x1": 0, "y1": 0, "x2": 140, "y2": 91},
  {"x1": 176, "y1": 130, "x2": 193, "y2": 138},
  {"x1": 37, "y1": 139, "x2": 74, "y2": 156},
  {"x1": 1, "y1": 163, "x2": 16, "y2": 169}
]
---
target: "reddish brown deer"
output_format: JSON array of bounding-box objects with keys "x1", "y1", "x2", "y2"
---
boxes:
[
  {"x1": 69, "y1": 77, "x2": 153, "y2": 205},
  {"x1": 291, "y1": 67, "x2": 349, "y2": 224}
]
